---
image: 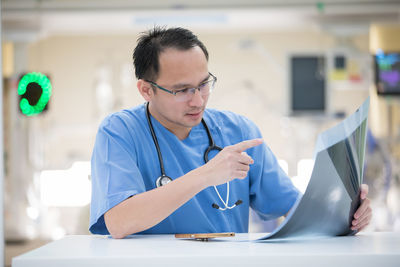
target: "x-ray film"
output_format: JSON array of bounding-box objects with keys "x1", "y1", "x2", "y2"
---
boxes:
[{"x1": 258, "y1": 97, "x2": 369, "y2": 240}]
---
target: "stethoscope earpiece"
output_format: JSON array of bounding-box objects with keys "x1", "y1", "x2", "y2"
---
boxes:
[
  {"x1": 212, "y1": 203, "x2": 220, "y2": 209},
  {"x1": 212, "y1": 199, "x2": 243, "y2": 211}
]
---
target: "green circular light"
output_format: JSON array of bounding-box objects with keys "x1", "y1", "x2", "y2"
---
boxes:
[
  {"x1": 18, "y1": 72, "x2": 52, "y2": 116},
  {"x1": 316, "y1": 2, "x2": 325, "y2": 13}
]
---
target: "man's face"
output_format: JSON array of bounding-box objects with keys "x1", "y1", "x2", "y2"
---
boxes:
[{"x1": 147, "y1": 46, "x2": 210, "y2": 136}]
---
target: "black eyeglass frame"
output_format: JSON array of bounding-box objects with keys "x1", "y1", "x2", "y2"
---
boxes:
[{"x1": 144, "y1": 72, "x2": 217, "y2": 97}]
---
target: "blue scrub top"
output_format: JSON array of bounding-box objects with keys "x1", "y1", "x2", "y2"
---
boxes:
[{"x1": 89, "y1": 104, "x2": 299, "y2": 235}]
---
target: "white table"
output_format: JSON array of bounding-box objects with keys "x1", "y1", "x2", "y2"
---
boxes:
[{"x1": 12, "y1": 232, "x2": 400, "y2": 267}]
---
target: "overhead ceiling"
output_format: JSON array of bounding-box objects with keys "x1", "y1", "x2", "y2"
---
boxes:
[
  {"x1": 2, "y1": 0, "x2": 400, "y2": 10},
  {"x1": 2, "y1": 0, "x2": 400, "y2": 42}
]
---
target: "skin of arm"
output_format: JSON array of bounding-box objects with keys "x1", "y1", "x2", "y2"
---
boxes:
[
  {"x1": 104, "y1": 139, "x2": 263, "y2": 239},
  {"x1": 105, "y1": 140, "x2": 372, "y2": 238},
  {"x1": 104, "y1": 167, "x2": 208, "y2": 239}
]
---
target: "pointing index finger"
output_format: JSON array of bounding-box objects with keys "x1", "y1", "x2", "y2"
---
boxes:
[{"x1": 231, "y1": 138, "x2": 263, "y2": 152}]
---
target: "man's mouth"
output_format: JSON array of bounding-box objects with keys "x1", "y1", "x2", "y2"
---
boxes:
[{"x1": 186, "y1": 110, "x2": 203, "y2": 118}]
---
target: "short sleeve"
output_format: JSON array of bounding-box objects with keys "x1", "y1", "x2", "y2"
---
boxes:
[
  {"x1": 242, "y1": 117, "x2": 300, "y2": 220},
  {"x1": 89, "y1": 114, "x2": 146, "y2": 234}
]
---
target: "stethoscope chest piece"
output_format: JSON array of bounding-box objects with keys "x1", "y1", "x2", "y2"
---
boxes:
[{"x1": 156, "y1": 175, "x2": 173, "y2": 188}]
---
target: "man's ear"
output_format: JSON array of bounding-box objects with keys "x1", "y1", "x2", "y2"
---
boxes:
[{"x1": 137, "y1": 79, "x2": 154, "y2": 101}]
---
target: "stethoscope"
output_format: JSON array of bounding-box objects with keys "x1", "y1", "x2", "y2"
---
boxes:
[{"x1": 145, "y1": 102, "x2": 242, "y2": 211}]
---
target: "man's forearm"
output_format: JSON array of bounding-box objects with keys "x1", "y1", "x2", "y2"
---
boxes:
[
  {"x1": 104, "y1": 139, "x2": 262, "y2": 238},
  {"x1": 104, "y1": 167, "x2": 208, "y2": 238}
]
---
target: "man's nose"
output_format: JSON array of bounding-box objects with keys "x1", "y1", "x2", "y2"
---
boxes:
[{"x1": 189, "y1": 88, "x2": 204, "y2": 107}]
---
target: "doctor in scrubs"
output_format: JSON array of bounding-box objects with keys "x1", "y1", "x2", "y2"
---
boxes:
[{"x1": 89, "y1": 27, "x2": 372, "y2": 239}]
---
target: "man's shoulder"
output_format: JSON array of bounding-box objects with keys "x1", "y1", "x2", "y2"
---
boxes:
[
  {"x1": 204, "y1": 108, "x2": 256, "y2": 129},
  {"x1": 203, "y1": 108, "x2": 262, "y2": 143},
  {"x1": 99, "y1": 104, "x2": 145, "y2": 130}
]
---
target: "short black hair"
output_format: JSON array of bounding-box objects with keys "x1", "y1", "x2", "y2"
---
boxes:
[{"x1": 133, "y1": 26, "x2": 209, "y2": 81}]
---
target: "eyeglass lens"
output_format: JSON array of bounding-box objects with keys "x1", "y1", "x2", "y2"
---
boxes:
[{"x1": 175, "y1": 79, "x2": 215, "y2": 102}]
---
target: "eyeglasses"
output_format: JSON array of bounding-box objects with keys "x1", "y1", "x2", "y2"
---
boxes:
[{"x1": 145, "y1": 73, "x2": 217, "y2": 102}]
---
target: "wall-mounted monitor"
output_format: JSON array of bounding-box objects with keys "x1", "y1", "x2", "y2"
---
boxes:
[
  {"x1": 374, "y1": 50, "x2": 400, "y2": 95},
  {"x1": 291, "y1": 56, "x2": 326, "y2": 112}
]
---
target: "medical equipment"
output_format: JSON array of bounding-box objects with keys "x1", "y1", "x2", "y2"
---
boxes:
[{"x1": 145, "y1": 102, "x2": 242, "y2": 211}]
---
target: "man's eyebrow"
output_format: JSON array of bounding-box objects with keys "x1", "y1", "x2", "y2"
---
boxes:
[{"x1": 171, "y1": 74, "x2": 210, "y2": 89}]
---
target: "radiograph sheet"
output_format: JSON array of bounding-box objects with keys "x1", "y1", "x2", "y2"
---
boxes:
[{"x1": 258, "y1": 97, "x2": 369, "y2": 241}]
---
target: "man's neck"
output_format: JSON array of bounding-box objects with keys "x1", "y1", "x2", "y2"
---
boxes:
[
  {"x1": 147, "y1": 104, "x2": 191, "y2": 140},
  {"x1": 167, "y1": 125, "x2": 191, "y2": 141}
]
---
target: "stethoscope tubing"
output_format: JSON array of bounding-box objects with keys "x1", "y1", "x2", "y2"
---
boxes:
[
  {"x1": 145, "y1": 103, "x2": 170, "y2": 183},
  {"x1": 145, "y1": 102, "x2": 241, "y2": 210}
]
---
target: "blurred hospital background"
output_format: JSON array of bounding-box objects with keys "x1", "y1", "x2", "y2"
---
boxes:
[{"x1": 1, "y1": 0, "x2": 400, "y2": 266}]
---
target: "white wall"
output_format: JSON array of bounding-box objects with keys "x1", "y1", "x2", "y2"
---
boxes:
[
  {"x1": 27, "y1": 29, "x2": 371, "y2": 172},
  {"x1": 18, "y1": 28, "x2": 373, "y2": 236},
  {"x1": 1, "y1": 5, "x2": 5, "y2": 267}
]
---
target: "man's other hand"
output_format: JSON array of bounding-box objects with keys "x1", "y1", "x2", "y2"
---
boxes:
[{"x1": 351, "y1": 184, "x2": 372, "y2": 232}]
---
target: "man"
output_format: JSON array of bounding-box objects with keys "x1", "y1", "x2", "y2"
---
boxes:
[{"x1": 89, "y1": 27, "x2": 372, "y2": 239}]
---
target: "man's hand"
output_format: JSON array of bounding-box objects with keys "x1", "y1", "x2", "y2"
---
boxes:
[
  {"x1": 351, "y1": 184, "x2": 372, "y2": 231},
  {"x1": 199, "y1": 138, "x2": 263, "y2": 187},
  {"x1": 105, "y1": 139, "x2": 263, "y2": 238}
]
